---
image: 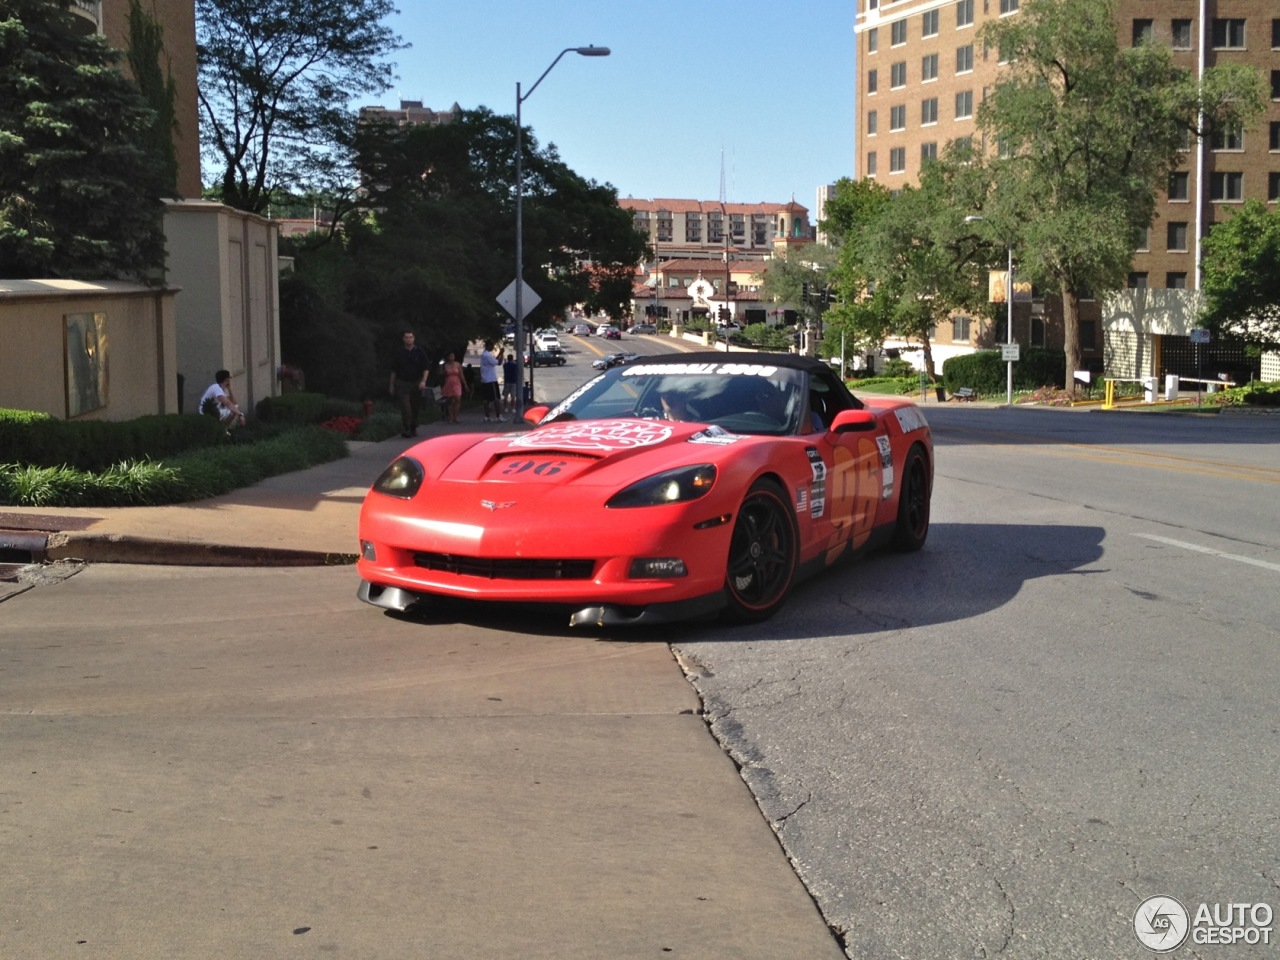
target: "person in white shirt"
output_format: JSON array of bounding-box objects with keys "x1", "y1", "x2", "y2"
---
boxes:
[
  {"x1": 199, "y1": 370, "x2": 245, "y2": 431},
  {"x1": 479, "y1": 341, "x2": 502, "y2": 422}
]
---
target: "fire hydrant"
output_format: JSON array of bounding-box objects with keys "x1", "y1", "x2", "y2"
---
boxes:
[{"x1": 363, "y1": 399, "x2": 373, "y2": 420}]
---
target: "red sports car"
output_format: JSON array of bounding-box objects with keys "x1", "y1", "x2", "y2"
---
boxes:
[{"x1": 357, "y1": 353, "x2": 932, "y2": 626}]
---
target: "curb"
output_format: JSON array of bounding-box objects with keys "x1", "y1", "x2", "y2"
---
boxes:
[{"x1": 43, "y1": 531, "x2": 357, "y2": 567}]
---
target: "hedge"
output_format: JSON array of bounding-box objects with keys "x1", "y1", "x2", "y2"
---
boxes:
[
  {"x1": 942, "y1": 349, "x2": 1067, "y2": 395},
  {"x1": 0, "y1": 410, "x2": 226, "y2": 472}
]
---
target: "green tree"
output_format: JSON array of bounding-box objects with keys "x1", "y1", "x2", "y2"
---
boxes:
[
  {"x1": 977, "y1": 0, "x2": 1266, "y2": 388},
  {"x1": 0, "y1": 0, "x2": 166, "y2": 280},
  {"x1": 196, "y1": 0, "x2": 405, "y2": 214},
  {"x1": 280, "y1": 108, "x2": 646, "y2": 394},
  {"x1": 821, "y1": 155, "x2": 995, "y2": 378},
  {"x1": 1199, "y1": 200, "x2": 1280, "y2": 349},
  {"x1": 755, "y1": 242, "x2": 839, "y2": 328}
]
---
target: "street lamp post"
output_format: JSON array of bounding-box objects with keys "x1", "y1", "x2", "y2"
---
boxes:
[
  {"x1": 514, "y1": 45, "x2": 609, "y2": 420},
  {"x1": 964, "y1": 215, "x2": 1015, "y2": 406}
]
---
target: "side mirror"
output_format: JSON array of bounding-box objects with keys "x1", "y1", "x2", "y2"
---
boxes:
[
  {"x1": 830, "y1": 409, "x2": 877, "y2": 433},
  {"x1": 523, "y1": 405, "x2": 550, "y2": 425}
]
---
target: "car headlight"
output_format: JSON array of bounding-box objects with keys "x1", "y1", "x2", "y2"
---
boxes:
[
  {"x1": 606, "y1": 464, "x2": 717, "y2": 508},
  {"x1": 372, "y1": 456, "x2": 424, "y2": 499}
]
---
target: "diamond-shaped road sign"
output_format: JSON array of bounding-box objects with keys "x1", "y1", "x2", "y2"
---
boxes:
[{"x1": 497, "y1": 279, "x2": 541, "y2": 321}]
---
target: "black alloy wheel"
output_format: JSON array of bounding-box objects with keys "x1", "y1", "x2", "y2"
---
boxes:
[
  {"x1": 890, "y1": 446, "x2": 930, "y2": 552},
  {"x1": 723, "y1": 479, "x2": 798, "y2": 623}
]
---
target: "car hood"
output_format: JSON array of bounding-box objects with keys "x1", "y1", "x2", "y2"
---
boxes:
[{"x1": 428, "y1": 419, "x2": 756, "y2": 487}]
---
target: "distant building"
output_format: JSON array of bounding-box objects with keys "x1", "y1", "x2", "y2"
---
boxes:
[
  {"x1": 358, "y1": 100, "x2": 462, "y2": 128},
  {"x1": 620, "y1": 198, "x2": 813, "y2": 263},
  {"x1": 815, "y1": 184, "x2": 839, "y2": 246}
]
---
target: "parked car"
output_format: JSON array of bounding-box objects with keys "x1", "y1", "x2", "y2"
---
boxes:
[{"x1": 357, "y1": 352, "x2": 934, "y2": 627}]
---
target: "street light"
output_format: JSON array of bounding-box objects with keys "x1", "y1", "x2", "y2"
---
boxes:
[
  {"x1": 964, "y1": 215, "x2": 1015, "y2": 406},
  {"x1": 514, "y1": 45, "x2": 610, "y2": 419}
]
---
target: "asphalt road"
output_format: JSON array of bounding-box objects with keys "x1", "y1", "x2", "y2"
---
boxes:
[{"x1": 673, "y1": 404, "x2": 1280, "y2": 959}]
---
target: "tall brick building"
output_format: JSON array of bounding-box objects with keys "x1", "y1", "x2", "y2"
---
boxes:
[{"x1": 853, "y1": 0, "x2": 1280, "y2": 383}]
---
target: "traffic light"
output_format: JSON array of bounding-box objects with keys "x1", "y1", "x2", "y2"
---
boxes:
[{"x1": 801, "y1": 281, "x2": 809, "y2": 302}]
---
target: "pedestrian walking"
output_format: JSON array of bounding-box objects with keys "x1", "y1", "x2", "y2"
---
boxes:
[
  {"x1": 502, "y1": 352, "x2": 518, "y2": 419},
  {"x1": 389, "y1": 331, "x2": 430, "y2": 437},
  {"x1": 479, "y1": 340, "x2": 502, "y2": 423}
]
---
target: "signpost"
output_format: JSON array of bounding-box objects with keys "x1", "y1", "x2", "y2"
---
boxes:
[
  {"x1": 498, "y1": 279, "x2": 542, "y2": 406},
  {"x1": 1190, "y1": 327, "x2": 1210, "y2": 409}
]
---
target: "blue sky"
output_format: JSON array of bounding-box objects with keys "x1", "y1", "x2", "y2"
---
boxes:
[{"x1": 381, "y1": 1, "x2": 857, "y2": 209}]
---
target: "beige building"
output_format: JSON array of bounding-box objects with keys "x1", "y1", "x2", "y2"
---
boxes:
[
  {"x1": 853, "y1": 0, "x2": 1279, "y2": 384},
  {"x1": 0, "y1": 1, "x2": 282, "y2": 422},
  {"x1": 358, "y1": 100, "x2": 461, "y2": 128}
]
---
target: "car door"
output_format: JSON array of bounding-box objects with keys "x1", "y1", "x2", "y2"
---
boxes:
[{"x1": 806, "y1": 368, "x2": 885, "y2": 565}]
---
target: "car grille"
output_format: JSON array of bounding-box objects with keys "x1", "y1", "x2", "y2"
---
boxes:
[{"x1": 413, "y1": 553, "x2": 595, "y2": 581}]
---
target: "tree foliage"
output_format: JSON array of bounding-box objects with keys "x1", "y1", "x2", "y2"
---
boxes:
[
  {"x1": 280, "y1": 109, "x2": 647, "y2": 396},
  {"x1": 1200, "y1": 200, "x2": 1280, "y2": 348},
  {"x1": 126, "y1": 0, "x2": 179, "y2": 196},
  {"x1": 0, "y1": 0, "x2": 166, "y2": 280},
  {"x1": 196, "y1": 0, "x2": 405, "y2": 214},
  {"x1": 975, "y1": 0, "x2": 1266, "y2": 386},
  {"x1": 821, "y1": 154, "x2": 997, "y2": 378}
]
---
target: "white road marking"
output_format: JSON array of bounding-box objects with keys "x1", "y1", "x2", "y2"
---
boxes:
[{"x1": 1135, "y1": 534, "x2": 1280, "y2": 574}]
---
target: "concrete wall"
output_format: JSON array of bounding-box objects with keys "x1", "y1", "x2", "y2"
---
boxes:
[
  {"x1": 0, "y1": 280, "x2": 178, "y2": 419},
  {"x1": 164, "y1": 201, "x2": 281, "y2": 416}
]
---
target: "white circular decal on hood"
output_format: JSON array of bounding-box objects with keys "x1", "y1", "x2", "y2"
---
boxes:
[{"x1": 510, "y1": 420, "x2": 673, "y2": 452}]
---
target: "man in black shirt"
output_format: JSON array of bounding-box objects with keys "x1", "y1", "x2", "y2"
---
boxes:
[{"x1": 389, "y1": 331, "x2": 430, "y2": 437}]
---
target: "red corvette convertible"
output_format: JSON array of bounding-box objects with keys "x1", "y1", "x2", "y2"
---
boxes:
[{"x1": 357, "y1": 353, "x2": 932, "y2": 626}]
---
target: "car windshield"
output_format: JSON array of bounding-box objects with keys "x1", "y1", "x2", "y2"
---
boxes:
[{"x1": 541, "y1": 360, "x2": 807, "y2": 436}]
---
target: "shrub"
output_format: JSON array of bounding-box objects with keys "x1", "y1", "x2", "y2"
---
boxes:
[
  {"x1": 1211, "y1": 380, "x2": 1280, "y2": 407},
  {"x1": 254, "y1": 392, "x2": 362, "y2": 425},
  {"x1": 942, "y1": 349, "x2": 1066, "y2": 394},
  {"x1": 0, "y1": 410, "x2": 225, "y2": 471},
  {"x1": 0, "y1": 426, "x2": 350, "y2": 507}
]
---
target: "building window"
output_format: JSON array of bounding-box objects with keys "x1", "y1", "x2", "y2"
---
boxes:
[
  {"x1": 1272, "y1": 70, "x2": 1280, "y2": 100},
  {"x1": 1212, "y1": 126, "x2": 1244, "y2": 150},
  {"x1": 867, "y1": 69, "x2": 878, "y2": 94},
  {"x1": 922, "y1": 97, "x2": 938, "y2": 124},
  {"x1": 892, "y1": 20, "x2": 907, "y2": 46},
  {"x1": 1168, "y1": 171, "x2": 1190, "y2": 200},
  {"x1": 1210, "y1": 172, "x2": 1244, "y2": 201},
  {"x1": 890, "y1": 147, "x2": 906, "y2": 173},
  {"x1": 955, "y1": 89, "x2": 973, "y2": 118},
  {"x1": 1172, "y1": 19, "x2": 1192, "y2": 49},
  {"x1": 867, "y1": 110, "x2": 877, "y2": 135},
  {"x1": 1128, "y1": 272, "x2": 1149, "y2": 289},
  {"x1": 921, "y1": 141, "x2": 938, "y2": 162},
  {"x1": 999, "y1": 0, "x2": 1018, "y2": 14},
  {"x1": 1167, "y1": 272, "x2": 1188, "y2": 289},
  {"x1": 867, "y1": 27, "x2": 878, "y2": 53},
  {"x1": 1270, "y1": 172, "x2": 1280, "y2": 201},
  {"x1": 890, "y1": 104, "x2": 906, "y2": 130},
  {"x1": 891, "y1": 61, "x2": 907, "y2": 88},
  {"x1": 1133, "y1": 19, "x2": 1153, "y2": 46},
  {"x1": 1271, "y1": 122, "x2": 1280, "y2": 150},
  {"x1": 922, "y1": 9, "x2": 939, "y2": 37},
  {"x1": 922, "y1": 53, "x2": 938, "y2": 82},
  {"x1": 1136, "y1": 226, "x2": 1150, "y2": 251},
  {"x1": 866, "y1": 151, "x2": 877, "y2": 176},
  {"x1": 1167, "y1": 221, "x2": 1188, "y2": 251},
  {"x1": 1273, "y1": 18, "x2": 1280, "y2": 47},
  {"x1": 1080, "y1": 321, "x2": 1097, "y2": 350},
  {"x1": 952, "y1": 316, "x2": 971, "y2": 341},
  {"x1": 957, "y1": 44, "x2": 974, "y2": 73},
  {"x1": 1211, "y1": 19, "x2": 1245, "y2": 49},
  {"x1": 956, "y1": 0, "x2": 974, "y2": 28}
]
